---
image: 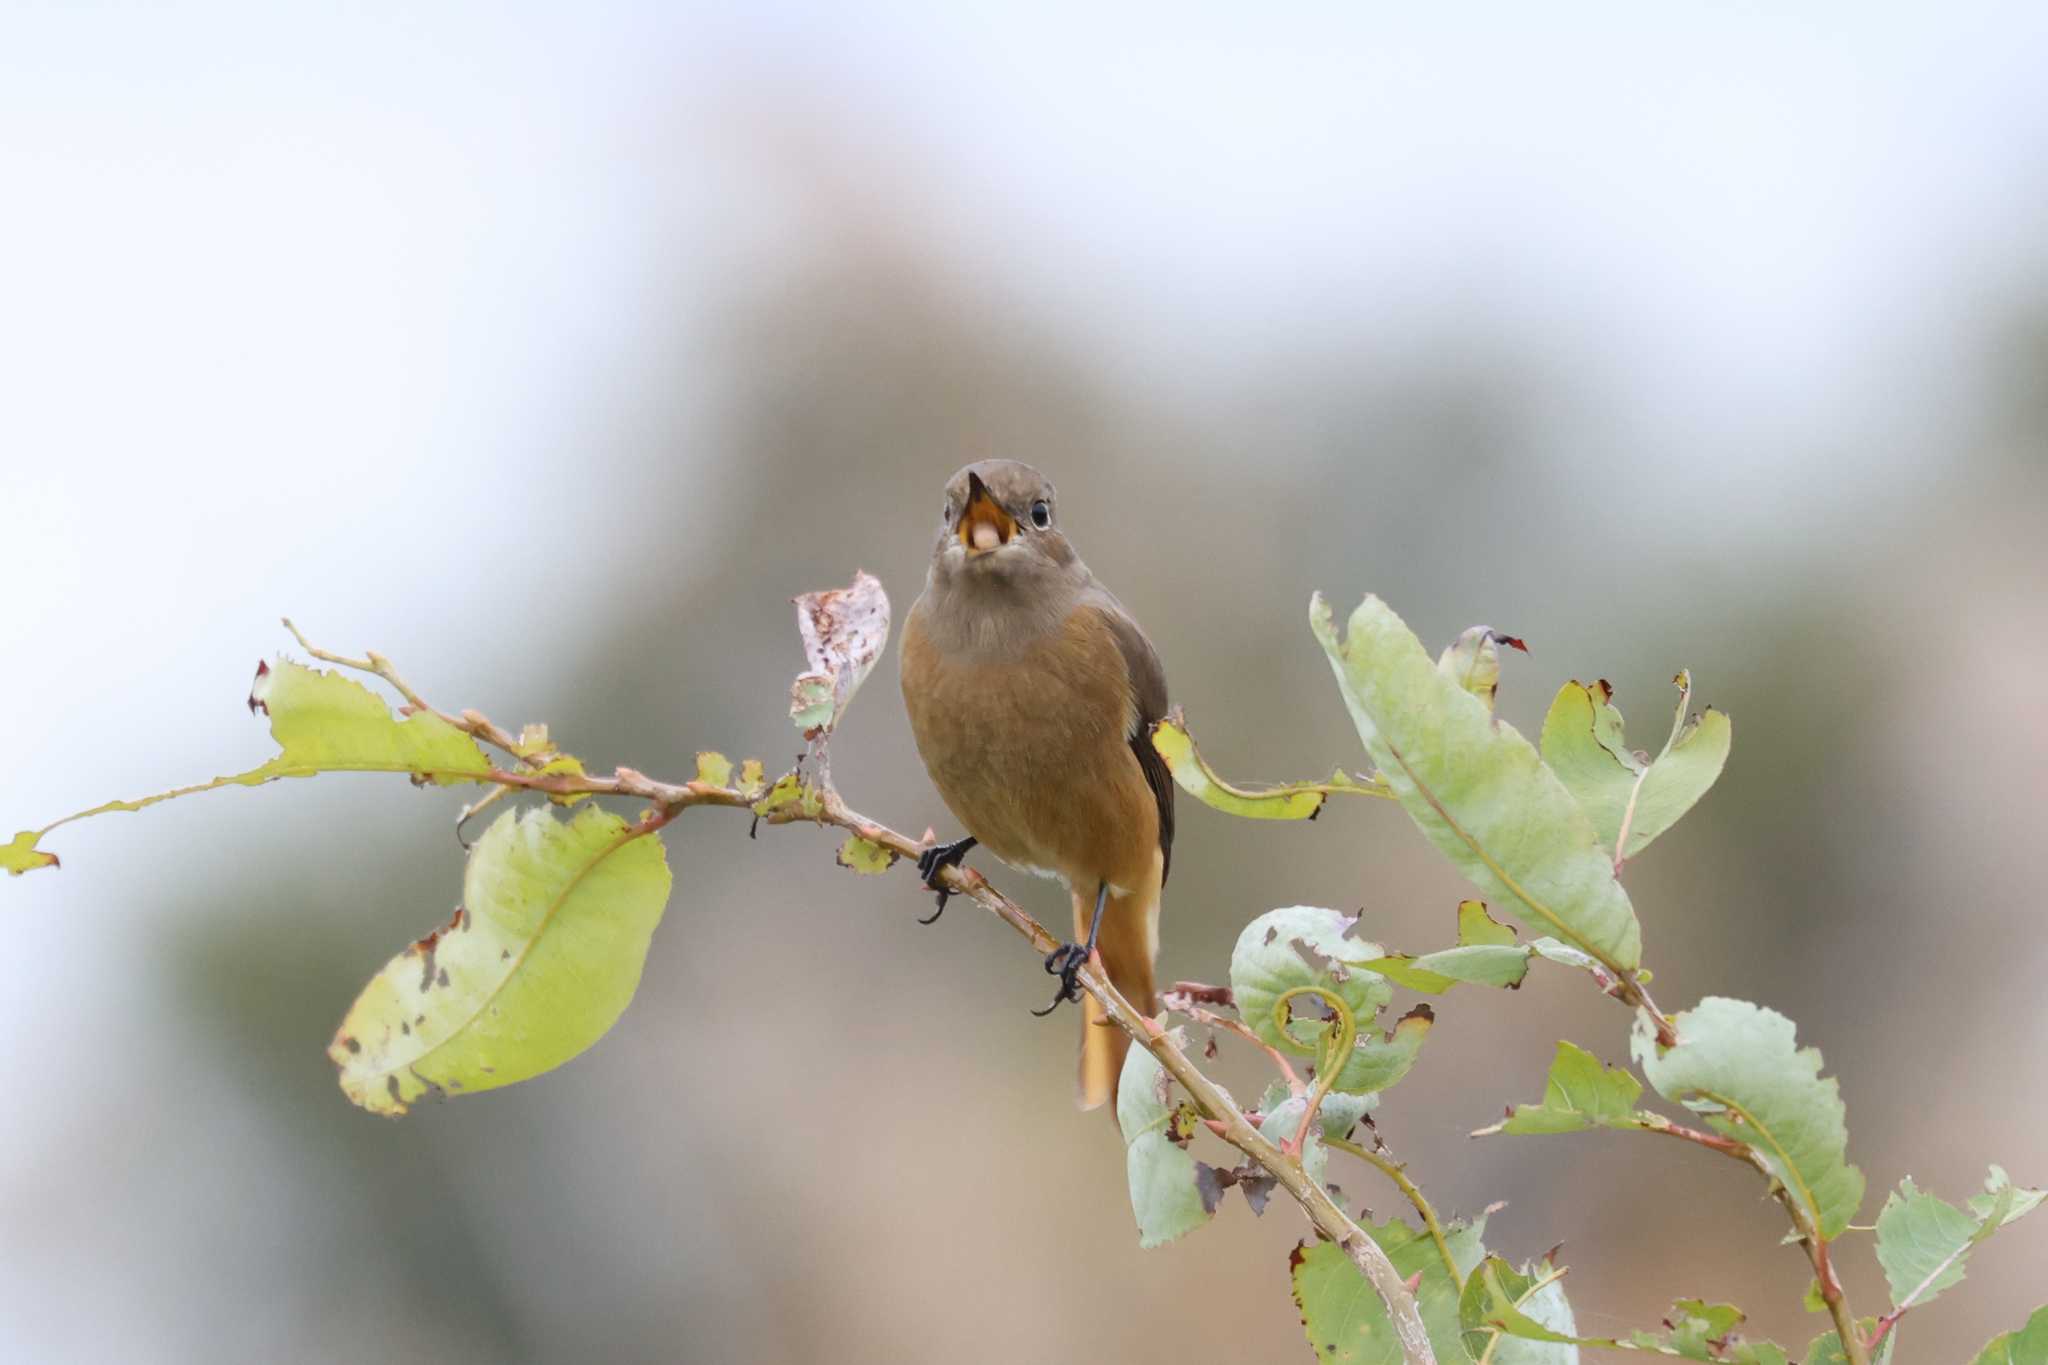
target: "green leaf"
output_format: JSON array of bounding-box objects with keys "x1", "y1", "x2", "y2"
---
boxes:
[
  {"x1": 694, "y1": 751, "x2": 734, "y2": 787},
  {"x1": 1458, "y1": 1257, "x2": 1580, "y2": 1363},
  {"x1": 1150, "y1": 710, "x2": 1385, "y2": 820},
  {"x1": 751, "y1": 771, "x2": 821, "y2": 820},
  {"x1": 1874, "y1": 1167, "x2": 2043, "y2": 1311},
  {"x1": 1292, "y1": 1214, "x2": 1489, "y2": 1364},
  {"x1": 1311, "y1": 593, "x2": 1642, "y2": 972},
  {"x1": 2, "y1": 830, "x2": 57, "y2": 876},
  {"x1": 1474, "y1": 1041, "x2": 1643, "y2": 1136},
  {"x1": 1335, "y1": 1006, "x2": 1434, "y2": 1095},
  {"x1": 1972, "y1": 1306, "x2": 2048, "y2": 1364},
  {"x1": 329, "y1": 805, "x2": 672, "y2": 1116},
  {"x1": 1631, "y1": 997, "x2": 1863, "y2": 1238},
  {"x1": 1539, "y1": 673, "x2": 1731, "y2": 863},
  {"x1": 834, "y1": 834, "x2": 898, "y2": 874},
  {"x1": 1805, "y1": 1323, "x2": 1892, "y2": 1365},
  {"x1": 1437, "y1": 625, "x2": 1528, "y2": 713},
  {"x1": 1626, "y1": 1299, "x2": 1749, "y2": 1359},
  {"x1": 1115, "y1": 1040, "x2": 1218, "y2": 1248},
  {"x1": 791, "y1": 571, "x2": 890, "y2": 737},
  {"x1": 1356, "y1": 901, "x2": 1537, "y2": 993}
]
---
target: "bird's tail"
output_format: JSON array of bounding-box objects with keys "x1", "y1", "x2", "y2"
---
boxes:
[{"x1": 1075, "y1": 867, "x2": 1162, "y2": 1112}]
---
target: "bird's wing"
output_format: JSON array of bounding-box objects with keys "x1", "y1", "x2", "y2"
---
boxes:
[{"x1": 1081, "y1": 589, "x2": 1175, "y2": 884}]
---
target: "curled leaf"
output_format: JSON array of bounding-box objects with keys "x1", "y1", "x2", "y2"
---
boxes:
[
  {"x1": 1437, "y1": 625, "x2": 1528, "y2": 712},
  {"x1": 791, "y1": 570, "x2": 891, "y2": 738},
  {"x1": 1150, "y1": 709, "x2": 1385, "y2": 821}
]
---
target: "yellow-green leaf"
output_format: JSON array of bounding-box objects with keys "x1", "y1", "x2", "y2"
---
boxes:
[
  {"x1": 1436, "y1": 625, "x2": 1527, "y2": 713},
  {"x1": 1151, "y1": 711, "x2": 1386, "y2": 820},
  {"x1": 836, "y1": 834, "x2": 897, "y2": 874},
  {"x1": 695, "y1": 751, "x2": 734, "y2": 788},
  {"x1": 10, "y1": 658, "x2": 497, "y2": 877},
  {"x1": 330, "y1": 805, "x2": 672, "y2": 1116},
  {"x1": 2, "y1": 830, "x2": 57, "y2": 876}
]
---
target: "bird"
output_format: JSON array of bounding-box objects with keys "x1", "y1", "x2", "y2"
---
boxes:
[{"x1": 899, "y1": 459, "x2": 1175, "y2": 1110}]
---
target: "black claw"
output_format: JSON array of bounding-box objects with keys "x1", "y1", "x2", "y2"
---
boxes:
[
  {"x1": 915, "y1": 835, "x2": 977, "y2": 925},
  {"x1": 1031, "y1": 942, "x2": 1089, "y2": 1016}
]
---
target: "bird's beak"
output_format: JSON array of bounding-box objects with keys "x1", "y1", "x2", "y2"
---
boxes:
[{"x1": 958, "y1": 470, "x2": 1017, "y2": 556}]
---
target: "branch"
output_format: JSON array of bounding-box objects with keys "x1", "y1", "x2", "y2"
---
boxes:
[
  {"x1": 1633, "y1": 1115, "x2": 1867, "y2": 1364},
  {"x1": 489, "y1": 753, "x2": 1436, "y2": 1363}
]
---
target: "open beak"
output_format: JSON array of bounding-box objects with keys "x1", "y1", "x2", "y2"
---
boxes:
[{"x1": 957, "y1": 470, "x2": 1017, "y2": 556}]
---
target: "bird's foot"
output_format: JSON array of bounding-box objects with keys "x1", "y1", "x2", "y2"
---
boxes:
[
  {"x1": 914, "y1": 835, "x2": 977, "y2": 925},
  {"x1": 1031, "y1": 942, "x2": 1091, "y2": 1016}
]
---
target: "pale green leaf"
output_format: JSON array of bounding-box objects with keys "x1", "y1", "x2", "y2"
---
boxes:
[
  {"x1": 1150, "y1": 710, "x2": 1384, "y2": 820},
  {"x1": 1115, "y1": 1041, "x2": 1217, "y2": 1248},
  {"x1": 1333, "y1": 1006, "x2": 1434, "y2": 1095},
  {"x1": 1436, "y1": 625, "x2": 1527, "y2": 713},
  {"x1": 330, "y1": 805, "x2": 672, "y2": 1116},
  {"x1": 1459, "y1": 1258, "x2": 1582, "y2": 1363},
  {"x1": 1356, "y1": 901, "x2": 1535, "y2": 993},
  {"x1": 1632, "y1": 998, "x2": 1863, "y2": 1238},
  {"x1": 1292, "y1": 1214, "x2": 1488, "y2": 1364},
  {"x1": 695, "y1": 751, "x2": 734, "y2": 787},
  {"x1": 835, "y1": 834, "x2": 898, "y2": 874},
  {"x1": 1540, "y1": 674, "x2": 1730, "y2": 863},
  {"x1": 1972, "y1": 1306, "x2": 2048, "y2": 1365},
  {"x1": 1875, "y1": 1167, "x2": 2043, "y2": 1311},
  {"x1": 1311, "y1": 593, "x2": 1641, "y2": 972},
  {"x1": 1231, "y1": 906, "x2": 1393, "y2": 1057},
  {"x1": 1475, "y1": 1041, "x2": 1643, "y2": 1136}
]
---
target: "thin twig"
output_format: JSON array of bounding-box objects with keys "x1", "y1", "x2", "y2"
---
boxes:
[{"x1": 1632, "y1": 1114, "x2": 1867, "y2": 1364}]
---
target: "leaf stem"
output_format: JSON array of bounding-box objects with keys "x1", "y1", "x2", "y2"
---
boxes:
[
  {"x1": 1326, "y1": 1134, "x2": 1461, "y2": 1285},
  {"x1": 1272, "y1": 985, "x2": 1357, "y2": 1160}
]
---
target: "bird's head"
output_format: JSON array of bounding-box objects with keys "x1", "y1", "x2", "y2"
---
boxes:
[{"x1": 927, "y1": 460, "x2": 1084, "y2": 594}]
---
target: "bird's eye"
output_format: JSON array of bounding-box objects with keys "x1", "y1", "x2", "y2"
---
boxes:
[
  {"x1": 942, "y1": 502, "x2": 953, "y2": 524},
  {"x1": 1029, "y1": 500, "x2": 1052, "y2": 529}
]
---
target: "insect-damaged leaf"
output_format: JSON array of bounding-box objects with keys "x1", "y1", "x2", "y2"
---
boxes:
[
  {"x1": 790, "y1": 570, "x2": 891, "y2": 737},
  {"x1": 1971, "y1": 1306, "x2": 2048, "y2": 1365},
  {"x1": 1355, "y1": 901, "x2": 1537, "y2": 993},
  {"x1": 1310, "y1": 594, "x2": 1642, "y2": 973},
  {"x1": 1291, "y1": 1214, "x2": 1489, "y2": 1364},
  {"x1": 330, "y1": 805, "x2": 672, "y2": 1116},
  {"x1": 2, "y1": 830, "x2": 57, "y2": 876},
  {"x1": 1229, "y1": 906, "x2": 1430, "y2": 1094},
  {"x1": 1116, "y1": 1040, "x2": 1217, "y2": 1248},
  {"x1": 1150, "y1": 709, "x2": 1387, "y2": 821},
  {"x1": 8, "y1": 658, "x2": 497, "y2": 877},
  {"x1": 1632, "y1": 997, "x2": 1864, "y2": 1238},
  {"x1": 1473, "y1": 1041, "x2": 1643, "y2": 1137},
  {"x1": 1874, "y1": 1166, "x2": 2043, "y2": 1311},
  {"x1": 1539, "y1": 673, "x2": 1730, "y2": 864},
  {"x1": 835, "y1": 834, "x2": 897, "y2": 874}
]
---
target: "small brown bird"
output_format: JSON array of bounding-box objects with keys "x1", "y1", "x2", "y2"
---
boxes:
[{"x1": 900, "y1": 460, "x2": 1174, "y2": 1109}]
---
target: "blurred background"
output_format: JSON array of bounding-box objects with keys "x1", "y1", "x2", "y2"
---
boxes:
[{"x1": 4, "y1": 2, "x2": 2046, "y2": 1360}]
